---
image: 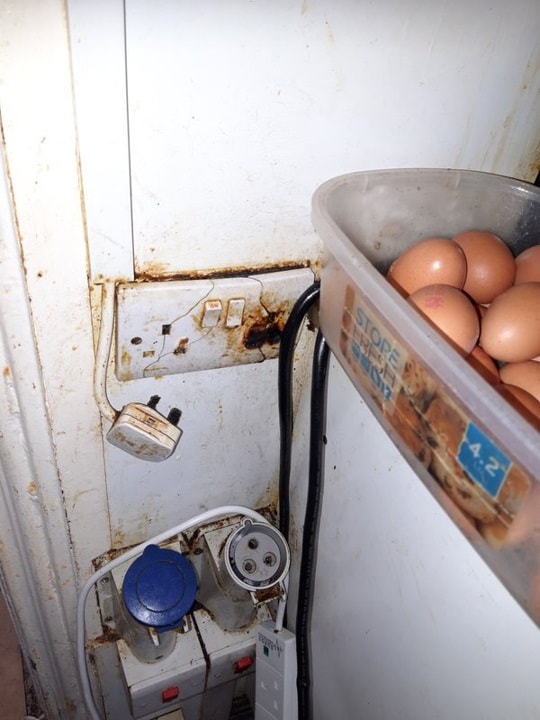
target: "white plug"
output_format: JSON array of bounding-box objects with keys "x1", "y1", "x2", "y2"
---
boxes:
[
  {"x1": 107, "y1": 396, "x2": 182, "y2": 462},
  {"x1": 94, "y1": 283, "x2": 184, "y2": 462}
]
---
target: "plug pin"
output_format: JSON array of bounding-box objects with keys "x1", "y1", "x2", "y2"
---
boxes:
[{"x1": 167, "y1": 408, "x2": 182, "y2": 426}]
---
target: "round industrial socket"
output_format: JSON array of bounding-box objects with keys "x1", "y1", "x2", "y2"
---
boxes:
[{"x1": 224, "y1": 519, "x2": 290, "y2": 591}]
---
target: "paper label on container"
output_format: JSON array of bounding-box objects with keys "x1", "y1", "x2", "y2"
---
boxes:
[
  {"x1": 339, "y1": 283, "x2": 531, "y2": 552},
  {"x1": 339, "y1": 284, "x2": 406, "y2": 409}
]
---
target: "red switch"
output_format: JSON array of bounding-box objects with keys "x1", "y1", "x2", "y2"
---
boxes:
[
  {"x1": 162, "y1": 686, "x2": 180, "y2": 703},
  {"x1": 234, "y1": 655, "x2": 254, "y2": 673}
]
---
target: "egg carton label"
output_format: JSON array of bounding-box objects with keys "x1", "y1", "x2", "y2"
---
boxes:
[
  {"x1": 338, "y1": 283, "x2": 531, "y2": 552},
  {"x1": 457, "y1": 422, "x2": 511, "y2": 498},
  {"x1": 339, "y1": 284, "x2": 406, "y2": 409}
]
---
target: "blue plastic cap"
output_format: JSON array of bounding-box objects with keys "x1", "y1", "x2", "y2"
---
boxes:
[{"x1": 122, "y1": 544, "x2": 197, "y2": 631}]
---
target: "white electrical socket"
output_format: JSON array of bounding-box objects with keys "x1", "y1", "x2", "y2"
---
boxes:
[
  {"x1": 115, "y1": 267, "x2": 315, "y2": 380},
  {"x1": 106, "y1": 396, "x2": 182, "y2": 462},
  {"x1": 255, "y1": 620, "x2": 298, "y2": 720}
]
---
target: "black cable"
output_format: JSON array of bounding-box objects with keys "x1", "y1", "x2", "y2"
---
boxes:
[
  {"x1": 296, "y1": 330, "x2": 330, "y2": 720},
  {"x1": 278, "y1": 282, "x2": 320, "y2": 542}
]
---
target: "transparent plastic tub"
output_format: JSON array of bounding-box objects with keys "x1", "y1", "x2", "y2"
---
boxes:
[{"x1": 312, "y1": 168, "x2": 540, "y2": 626}]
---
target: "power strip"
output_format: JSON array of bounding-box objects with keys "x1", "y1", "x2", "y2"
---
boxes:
[{"x1": 255, "y1": 620, "x2": 298, "y2": 720}]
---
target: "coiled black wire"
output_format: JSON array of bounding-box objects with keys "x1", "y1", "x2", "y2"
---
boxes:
[
  {"x1": 278, "y1": 282, "x2": 320, "y2": 542},
  {"x1": 296, "y1": 330, "x2": 330, "y2": 720}
]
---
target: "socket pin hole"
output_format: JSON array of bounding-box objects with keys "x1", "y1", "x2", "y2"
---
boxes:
[
  {"x1": 131, "y1": 337, "x2": 143, "y2": 345},
  {"x1": 243, "y1": 559, "x2": 257, "y2": 575},
  {"x1": 248, "y1": 538, "x2": 259, "y2": 549},
  {"x1": 263, "y1": 553, "x2": 277, "y2": 567}
]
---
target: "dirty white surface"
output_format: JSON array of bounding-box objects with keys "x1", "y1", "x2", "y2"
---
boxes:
[
  {"x1": 0, "y1": 1, "x2": 538, "y2": 719},
  {"x1": 73, "y1": 1, "x2": 540, "y2": 283},
  {"x1": 290, "y1": 359, "x2": 540, "y2": 719},
  {"x1": 122, "y1": 0, "x2": 540, "y2": 278}
]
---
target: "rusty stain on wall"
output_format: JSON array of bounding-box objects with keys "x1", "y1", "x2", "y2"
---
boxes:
[
  {"x1": 87, "y1": 629, "x2": 122, "y2": 649},
  {"x1": 92, "y1": 543, "x2": 139, "y2": 570},
  {"x1": 243, "y1": 312, "x2": 283, "y2": 350},
  {"x1": 173, "y1": 337, "x2": 189, "y2": 355},
  {"x1": 135, "y1": 259, "x2": 312, "y2": 283},
  {"x1": 254, "y1": 487, "x2": 279, "y2": 524},
  {"x1": 110, "y1": 511, "x2": 153, "y2": 550},
  {"x1": 516, "y1": 136, "x2": 540, "y2": 184},
  {"x1": 489, "y1": 48, "x2": 540, "y2": 180},
  {"x1": 183, "y1": 505, "x2": 276, "y2": 553},
  {"x1": 120, "y1": 347, "x2": 132, "y2": 373}
]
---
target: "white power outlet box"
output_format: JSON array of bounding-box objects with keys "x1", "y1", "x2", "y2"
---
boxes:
[
  {"x1": 115, "y1": 267, "x2": 315, "y2": 380},
  {"x1": 255, "y1": 620, "x2": 298, "y2": 720},
  {"x1": 117, "y1": 629, "x2": 206, "y2": 720}
]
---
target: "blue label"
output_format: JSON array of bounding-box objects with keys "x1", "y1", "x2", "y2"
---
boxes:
[{"x1": 457, "y1": 422, "x2": 511, "y2": 498}]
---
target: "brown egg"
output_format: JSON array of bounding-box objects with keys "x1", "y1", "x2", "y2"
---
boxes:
[
  {"x1": 476, "y1": 303, "x2": 489, "y2": 319},
  {"x1": 453, "y1": 230, "x2": 515, "y2": 304},
  {"x1": 480, "y1": 282, "x2": 540, "y2": 362},
  {"x1": 499, "y1": 361, "x2": 540, "y2": 402},
  {"x1": 408, "y1": 284, "x2": 479, "y2": 355},
  {"x1": 495, "y1": 383, "x2": 540, "y2": 431},
  {"x1": 387, "y1": 237, "x2": 467, "y2": 296},
  {"x1": 515, "y1": 245, "x2": 540, "y2": 284},
  {"x1": 467, "y1": 345, "x2": 499, "y2": 384}
]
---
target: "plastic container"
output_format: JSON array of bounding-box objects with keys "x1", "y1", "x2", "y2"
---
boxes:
[{"x1": 312, "y1": 168, "x2": 540, "y2": 626}]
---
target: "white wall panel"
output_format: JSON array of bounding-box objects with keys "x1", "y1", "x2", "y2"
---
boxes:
[
  {"x1": 68, "y1": 0, "x2": 135, "y2": 283},
  {"x1": 0, "y1": 3, "x2": 110, "y2": 717},
  {"x1": 103, "y1": 341, "x2": 315, "y2": 548},
  {"x1": 290, "y1": 360, "x2": 540, "y2": 719},
  {"x1": 124, "y1": 0, "x2": 540, "y2": 277}
]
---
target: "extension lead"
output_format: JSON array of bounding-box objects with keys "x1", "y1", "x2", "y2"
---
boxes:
[{"x1": 77, "y1": 505, "x2": 286, "y2": 720}]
